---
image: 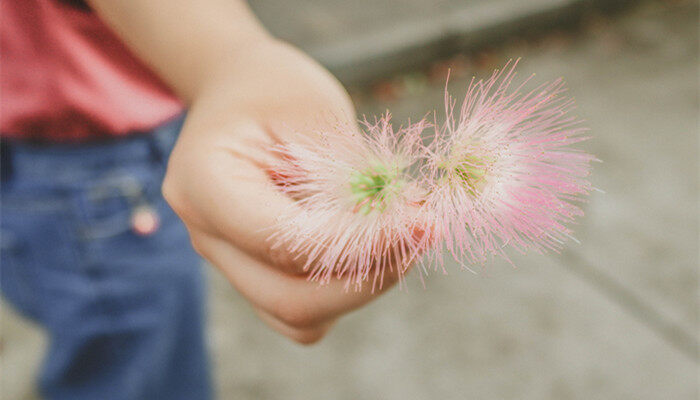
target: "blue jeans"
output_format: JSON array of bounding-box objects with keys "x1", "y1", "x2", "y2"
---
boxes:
[{"x1": 1, "y1": 115, "x2": 212, "y2": 400}]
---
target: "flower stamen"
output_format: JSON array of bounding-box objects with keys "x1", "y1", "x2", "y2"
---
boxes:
[{"x1": 349, "y1": 164, "x2": 402, "y2": 214}]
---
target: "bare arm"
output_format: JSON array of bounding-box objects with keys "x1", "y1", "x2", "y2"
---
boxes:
[
  {"x1": 88, "y1": 0, "x2": 399, "y2": 344},
  {"x1": 88, "y1": 0, "x2": 270, "y2": 100}
]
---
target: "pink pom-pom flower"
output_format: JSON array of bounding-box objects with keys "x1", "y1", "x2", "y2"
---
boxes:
[
  {"x1": 422, "y1": 60, "x2": 595, "y2": 269},
  {"x1": 268, "y1": 117, "x2": 430, "y2": 290},
  {"x1": 267, "y1": 60, "x2": 595, "y2": 288}
]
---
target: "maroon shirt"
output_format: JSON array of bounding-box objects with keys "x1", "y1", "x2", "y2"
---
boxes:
[{"x1": 1, "y1": 0, "x2": 184, "y2": 141}]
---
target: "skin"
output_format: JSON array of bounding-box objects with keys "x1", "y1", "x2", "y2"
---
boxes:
[{"x1": 87, "y1": 0, "x2": 413, "y2": 344}]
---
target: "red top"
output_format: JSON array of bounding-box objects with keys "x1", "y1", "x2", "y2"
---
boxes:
[{"x1": 0, "y1": 0, "x2": 184, "y2": 142}]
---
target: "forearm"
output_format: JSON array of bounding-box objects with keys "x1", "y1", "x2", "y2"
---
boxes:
[
  {"x1": 89, "y1": 0, "x2": 353, "y2": 138},
  {"x1": 87, "y1": 0, "x2": 272, "y2": 102}
]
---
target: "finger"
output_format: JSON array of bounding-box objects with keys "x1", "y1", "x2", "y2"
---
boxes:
[
  {"x1": 194, "y1": 232, "x2": 404, "y2": 328},
  {"x1": 252, "y1": 306, "x2": 335, "y2": 345},
  {"x1": 178, "y1": 119, "x2": 387, "y2": 276},
  {"x1": 170, "y1": 119, "x2": 309, "y2": 274},
  {"x1": 172, "y1": 119, "x2": 428, "y2": 277}
]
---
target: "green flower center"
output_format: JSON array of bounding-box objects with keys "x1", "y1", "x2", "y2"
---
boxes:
[
  {"x1": 440, "y1": 150, "x2": 492, "y2": 195},
  {"x1": 455, "y1": 154, "x2": 489, "y2": 193},
  {"x1": 349, "y1": 164, "x2": 402, "y2": 215}
]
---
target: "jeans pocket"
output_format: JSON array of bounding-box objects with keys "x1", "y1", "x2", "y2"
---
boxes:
[
  {"x1": 79, "y1": 166, "x2": 162, "y2": 240},
  {"x1": 78, "y1": 164, "x2": 198, "y2": 278}
]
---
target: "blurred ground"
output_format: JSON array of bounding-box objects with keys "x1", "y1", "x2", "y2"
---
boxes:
[
  {"x1": 1, "y1": 1, "x2": 698, "y2": 399},
  {"x1": 249, "y1": 0, "x2": 633, "y2": 84}
]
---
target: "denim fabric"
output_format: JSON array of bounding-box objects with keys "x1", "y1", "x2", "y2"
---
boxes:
[{"x1": 1, "y1": 115, "x2": 212, "y2": 400}]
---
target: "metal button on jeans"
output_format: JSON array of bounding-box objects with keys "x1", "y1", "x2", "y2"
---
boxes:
[{"x1": 130, "y1": 205, "x2": 160, "y2": 236}]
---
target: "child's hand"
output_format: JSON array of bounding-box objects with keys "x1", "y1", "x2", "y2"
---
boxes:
[
  {"x1": 88, "y1": 0, "x2": 415, "y2": 344},
  {"x1": 163, "y1": 41, "x2": 407, "y2": 344}
]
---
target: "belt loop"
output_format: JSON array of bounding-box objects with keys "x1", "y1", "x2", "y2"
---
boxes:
[
  {"x1": 146, "y1": 112, "x2": 187, "y2": 169},
  {"x1": 146, "y1": 131, "x2": 166, "y2": 167},
  {"x1": 1, "y1": 139, "x2": 14, "y2": 182}
]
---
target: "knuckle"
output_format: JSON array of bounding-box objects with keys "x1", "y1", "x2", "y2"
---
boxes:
[
  {"x1": 161, "y1": 174, "x2": 184, "y2": 211},
  {"x1": 189, "y1": 235, "x2": 206, "y2": 256},
  {"x1": 162, "y1": 173, "x2": 200, "y2": 224},
  {"x1": 287, "y1": 328, "x2": 327, "y2": 346},
  {"x1": 274, "y1": 301, "x2": 321, "y2": 329},
  {"x1": 268, "y1": 245, "x2": 304, "y2": 275}
]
